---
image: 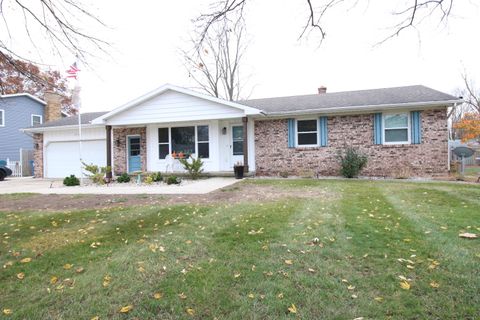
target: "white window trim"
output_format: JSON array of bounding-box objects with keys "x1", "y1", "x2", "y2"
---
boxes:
[
  {"x1": 382, "y1": 112, "x2": 411, "y2": 145},
  {"x1": 31, "y1": 114, "x2": 43, "y2": 126},
  {"x1": 158, "y1": 125, "x2": 210, "y2": 160},
  {"x1": 0, "y1": 109, "x2": 4, "y2": 127},
  {"x1": 295, "y1": 119, "x2": 319, "y2": 147}
]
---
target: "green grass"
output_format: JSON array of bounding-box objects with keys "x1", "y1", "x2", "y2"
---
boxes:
[{"x1": 0, "y1": 180, "x2": 479, "y2": 319}]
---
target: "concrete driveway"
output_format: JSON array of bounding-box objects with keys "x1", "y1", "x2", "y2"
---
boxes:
[{"x1": 0, "y1": 177, "x2": 238, "y2": 194}]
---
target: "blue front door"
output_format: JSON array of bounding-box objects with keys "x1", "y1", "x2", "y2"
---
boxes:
[{"x1": 127, "y1": 136, "x2": 141, "y2": 173}]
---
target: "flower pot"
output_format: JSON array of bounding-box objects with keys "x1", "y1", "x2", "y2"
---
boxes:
[{"x1": 234, "y1": 165, "x2": 244, "y2": 179}]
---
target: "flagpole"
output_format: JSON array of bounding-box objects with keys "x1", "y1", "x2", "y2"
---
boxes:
[{"x1": 68, "y1": 58, "x2": 83, "y2": 185}]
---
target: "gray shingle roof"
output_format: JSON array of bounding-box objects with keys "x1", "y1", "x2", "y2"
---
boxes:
[
  {"x1": 32, "y1": 112, "x2": 108, "y2": 128},
  {"x1": 238, "y1": 85, "x2": 460, "y2": 114}
]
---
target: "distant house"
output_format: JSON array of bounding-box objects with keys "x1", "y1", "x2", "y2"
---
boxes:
[
  {"x1": 24, "y1": 84, "x2": 462, "y2": 178},
  {"x1": 0, "y1": 93, "x2": 46, "y2": 162}
]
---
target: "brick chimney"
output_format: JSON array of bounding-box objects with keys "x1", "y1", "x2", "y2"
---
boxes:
[
  {"x1": 44, "y1": 91, "x2": 62, "y2": 122},
  {"x1": 318, "y1": 86, "x2": 327, "y2": 94}
]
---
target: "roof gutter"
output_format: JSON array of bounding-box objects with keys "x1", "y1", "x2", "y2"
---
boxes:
[
  {"x1": 260, "y1": 99, "x2": 463, "y2": 117},
  {"x1": 21, "y1": 123, "x2": 105, "y2": 133}
]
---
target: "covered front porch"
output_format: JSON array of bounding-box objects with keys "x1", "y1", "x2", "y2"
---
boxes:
[{"x1": 106, "y1": 117, "x2": 255, "y2": 177}]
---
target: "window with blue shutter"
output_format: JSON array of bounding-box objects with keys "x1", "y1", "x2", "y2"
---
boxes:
[
  {"x1": 319, "y1": 116, "x2": 328, "y2": 147},
  {"x1": 410, "y1": 111, "x2": 422, "y2": 144},
  {"x1": 287, "y1": 119, "x2": 295, "y2": 148},
  {"x1": 373, "y1": 113, "x2": 383, "y2": 144}
]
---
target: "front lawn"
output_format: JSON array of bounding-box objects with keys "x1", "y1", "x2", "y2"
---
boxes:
[{"x1": 0, "y1": 180, "x2": 479, "y2": 319}]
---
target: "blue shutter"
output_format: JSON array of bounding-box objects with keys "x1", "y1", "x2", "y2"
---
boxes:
[
  {"x1": 410, "y1": 111, "x2": 422, "y2": 144},
  {"x1": 287, "y1": 119, "x2": 295, "y2": 148},
  {"x1": 319, "y1": 116, "x2": 328, "y2": 147},
  {"x1": 373, "y1": 113, "x2": 383, "y2": 144}
]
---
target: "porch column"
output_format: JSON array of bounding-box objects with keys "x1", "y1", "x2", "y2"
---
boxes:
[
  {"x1": 242, "y1": 116, "x2": 249, "y2": 172},
  {"x1": 106, "y1": 125, "x2": 113, "y2": 179}
]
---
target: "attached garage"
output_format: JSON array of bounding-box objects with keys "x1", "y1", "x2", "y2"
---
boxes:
[
  {"x1": 39, "y1": 125, "x2": 107, "y2": 178},
  {"x1": 45, "y1": 140, "x2": 106, "y2": 178}
]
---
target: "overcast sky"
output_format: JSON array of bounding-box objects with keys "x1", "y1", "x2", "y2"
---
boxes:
[{"x1": 7, "y1": 0, "x2": 480, "y2": 113}]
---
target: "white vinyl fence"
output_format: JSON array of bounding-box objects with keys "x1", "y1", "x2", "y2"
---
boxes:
[{"x1": 6, "y1": 159, "x2": 22, "y2": 177}]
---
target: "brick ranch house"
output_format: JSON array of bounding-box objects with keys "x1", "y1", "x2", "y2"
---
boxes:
[{"x1": 23, "y1": 84, "x2": 462, "y2": 179}]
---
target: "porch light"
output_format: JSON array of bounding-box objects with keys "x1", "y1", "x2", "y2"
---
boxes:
[{"x1": 222, "y1": 127, "x2": 227, "y2": 135}]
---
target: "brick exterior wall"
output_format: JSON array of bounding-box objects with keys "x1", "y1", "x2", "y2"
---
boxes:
[
  {"x1": 33, "y1": 133, "x2": 43, "y2": 178},
  {"x1": 112, "y1": 127, "x2": 147, "y2": 174},
  {"x1": 254, "y1": 109, "x2": 448, "y2": 177}
]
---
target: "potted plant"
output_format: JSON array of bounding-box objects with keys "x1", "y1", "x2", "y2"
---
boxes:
[{"x1": 233, "y1": 162, "x2": 244, "y2": 179}]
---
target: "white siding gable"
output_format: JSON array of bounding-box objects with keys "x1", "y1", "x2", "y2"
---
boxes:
[{"x1": 106, "y1": 90, "x2": 246, "y2": 125}]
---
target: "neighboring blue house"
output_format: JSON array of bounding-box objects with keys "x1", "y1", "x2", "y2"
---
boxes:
[{"x1": 0, "y1": 94, "x2": 46, "y2": 162}]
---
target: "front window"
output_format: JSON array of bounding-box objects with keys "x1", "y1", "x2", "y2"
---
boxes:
[
  {"x1": 32, "y1": 114, "x2": 42, "y2": 126},
  {"x1": 158, "y1": 125, "x2": 210, "y2": 159},
  {"x1": 197, "y1": 125, "x2": 209, "y2": 158},
  {"x1": 297, "y1": 119, "x2": 318, "y2": 146},
  {"x1": 0, "y1": 110, "x2": 4, "y2": 126},
  {"x1": 384, "y1": 113, "x2": 409, "y2": 144}
]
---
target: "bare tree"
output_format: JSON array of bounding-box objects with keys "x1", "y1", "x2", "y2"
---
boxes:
[
  {"x1": 183, "y1": 13, "x2": 248, "y2": 101},
  {"x1": 195, "y1": 0, "x2": 457, "y2": 45},
  {"x1": 0, "y1": 0, "x2": 108, "y2": 91},
  {"x1": 460, "y1": 73, "x2": 480, "y2": 113}
]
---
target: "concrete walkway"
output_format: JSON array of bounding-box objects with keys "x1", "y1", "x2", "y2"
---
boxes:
[{"x1": 0, "y1": 177, "x2": 238, "y2": 194}]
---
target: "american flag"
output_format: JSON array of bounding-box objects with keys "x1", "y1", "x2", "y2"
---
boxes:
[{"x1": 66, "y1": 62, "x2": 80, "y2": 79}]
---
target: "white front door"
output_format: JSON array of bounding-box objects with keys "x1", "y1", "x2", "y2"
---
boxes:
[{"x1": 231, "y1": 125, "x2": 244, "y2": 168}]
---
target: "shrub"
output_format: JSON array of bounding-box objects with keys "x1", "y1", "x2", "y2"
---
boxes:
[
  {"x1": 144, "y1": 175, "x2": 154, "y2": 184},
  {"x1": 178, "y1": 156, "x2": 204, "y2": 180},
  {"x1": 337, "y1": 147, "x2": 368, "y2": 178},
  {"x1": 63, "y1": 174, "x2": 80, "y2": 186},
  {"x1": 82, "y1": 161, "x2": 111, "y2": 185},
  {"x1": 150, "y1": 172, "x2": 163, "y2": 182},
  {"x1": 279, "y1": 171, "x2": 289, "y2": 178},
  {"x1": 116, "y1": 173, "x2": 131, "y2": 183},
  {"x1": 166, "y1": 175, "x2": 180, "y2": 185}
]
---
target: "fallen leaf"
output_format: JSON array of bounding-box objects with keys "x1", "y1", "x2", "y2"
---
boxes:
[
  {"x1": 284, "y1": 259, "x2": 293, "y2": 265},
  {"x1": 3, "y1": 309, "x2": 12, "y2": 315},
  {"x1": 186, "y1": 308, "x2": 195, "y2": 316},
  {"x1": 63, "y1": 264, "x2": 73, "y2": 270},
  {"x1": 308, "y1": 268, "x2": 315, "y2": 273},
  {"x1": 75, "y1": 267, "x2": 84, "y2": 274},
  {"x1": 430, "y1": 281, "x2": 440, "y2": 288},
  {"x1": 287, "y1": 304, "x2": 297, "y2": 314},
  {"x1": 347, "y1": 285, "x2": 355, "y2": 290},
  {"x1": 103, "y1": 275, "x2": 111, "y2": 287},
  {"x1": 50, "y1": 276, "x2": 58, "y2": 284},
  {"x1": 247, "y1": 293, "x2": 254, "y2": 299},
  {"x1": 91, "y1": 317, "x2": 99, "y2": 320},
  {"x1": 20, "y1": 257, "x2": 32, "y2": 263},
  {"x1": 178, "y1": 292, "x2": 187, "y2": 299},
  {"x1": 277, "y1": 293, "x2": 284, "y2": 299},
  {"x1": 400, "y1": 281, "x2": 411, "y2": 290},
  {"x1": 153, "y1": 292, "x2": 162, "y2": 300},
  {"x1": 459, "y1": 233, "x2": 477, "y2": 239},
  {"x1": 16, "y1": 272, "x2": 25, "y2": 280},
  {"x1": 351, "y1": 294, "x2": 358, "y2": 299},
  {"x1": 374, "y1": 296, "x2": 383, "y2": 302},
  {"x1": 119, "y1": 305, "x2": 133, "y2": 313},
  {"x1": 233, "y1": 272, "x2": 241, "y2": 278}
]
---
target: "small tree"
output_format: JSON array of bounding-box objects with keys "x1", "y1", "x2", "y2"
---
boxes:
[
  {"x1": 82, "y1": 161, "x2": 112, "y2": 185},
  {"x1": 454, "y1": 113, "x2": 480, "y2": 142},
  {"x1": 337, "y1": 147, "x2": 368, "y2": 178},
  {"x1": 178, "y1": 156, "x2": 204, "y2": 180}
]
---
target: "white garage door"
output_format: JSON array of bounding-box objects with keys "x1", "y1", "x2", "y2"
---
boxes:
[{"x1": 45, "y1": 140, "x2": 106, "y2": 178}]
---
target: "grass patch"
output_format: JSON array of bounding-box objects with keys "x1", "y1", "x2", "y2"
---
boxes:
[{"x1": 0, "y1": 180, "x2": 479, "y2": 319}]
